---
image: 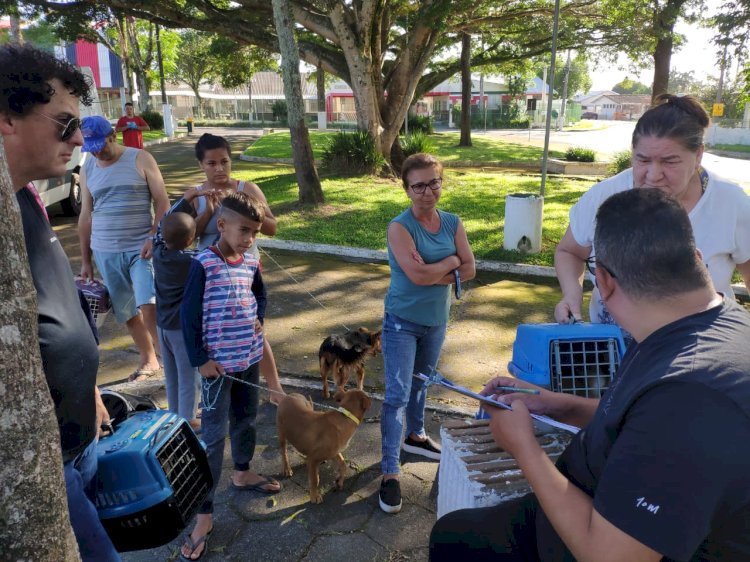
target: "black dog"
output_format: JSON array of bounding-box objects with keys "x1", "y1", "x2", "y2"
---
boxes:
[{"x1": 319, "y1": 327, "x2": 382, "y2": 398}]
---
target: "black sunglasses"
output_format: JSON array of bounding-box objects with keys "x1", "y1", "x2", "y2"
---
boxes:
[
  {"x1": 585, "y1": 256, "x2": 617, "y2": 279},
  {"x1": 35, "y1": 112, "x2": 81, "y2": 142}
]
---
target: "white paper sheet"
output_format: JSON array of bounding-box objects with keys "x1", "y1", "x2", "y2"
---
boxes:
[{"x1": 415, "y1": 372, "x2": 580, "y2": 434}]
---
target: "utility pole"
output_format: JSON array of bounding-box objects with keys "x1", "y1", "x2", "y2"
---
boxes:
[
  {"x1": 716, "y1": 42, "x2": 729, "y2": 105},
  {"x1": 540, "y1": 0, "x2": 561, "y2": 198},
  {"x1": 558, "y1": 50, "x2": 571, "y2": 131}
]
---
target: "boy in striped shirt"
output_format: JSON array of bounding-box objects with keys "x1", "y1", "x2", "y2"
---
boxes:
[{"x1": 180, "y1": 191, "x2": 281, "y2": 560}]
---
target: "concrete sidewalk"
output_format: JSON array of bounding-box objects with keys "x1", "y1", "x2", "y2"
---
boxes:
[
  {"x1": 97, "y1": 249, "x2": 561, "y2": 562},
  {"x1": 117, "y1": 378, "x2": 459, "y2": 562}
]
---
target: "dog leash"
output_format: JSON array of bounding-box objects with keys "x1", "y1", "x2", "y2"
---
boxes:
[
  {"x1": 204, "y1": 372, "x2": 360, "y2": 423},
  {"x1": 197, "y1": 246, "x2": 369, "y2": 407},
  {"x1": 258, "y1": 246, "x2": 351, "y2": 333}
]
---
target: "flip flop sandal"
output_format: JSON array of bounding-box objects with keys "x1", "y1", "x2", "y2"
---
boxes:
[
  {"x1": 179, "y1": 528, "x2": 212, "y2": 561},
  {"x1": 127, "y1": 367, "x2": 161, "y2": 382},
  {"x1": 231, "y1": 475, "x2": 282, "y2": 494}
]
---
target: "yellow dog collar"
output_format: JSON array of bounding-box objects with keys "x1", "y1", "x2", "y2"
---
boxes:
[{"x1": 336, "y1": 407, "x2": 361, "y2": 426}]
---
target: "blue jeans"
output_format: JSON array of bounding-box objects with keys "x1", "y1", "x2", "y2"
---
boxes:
[
  {"x1": 380, "y1": 312, "x2": 447, "y2": 475},
  {"x1": 199, "y1": 362, "x2": 260, "y2": 514},
  {"x1": 63, "y1": 438, "x2": 121, "y2": 561},
  {"x1": 157, "y1": 327, "x2": 200, "y2": 420}
]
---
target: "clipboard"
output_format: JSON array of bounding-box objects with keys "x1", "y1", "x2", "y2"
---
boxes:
[{"x1": 414, "y1": 372, "x2": 580, "y2": 434}]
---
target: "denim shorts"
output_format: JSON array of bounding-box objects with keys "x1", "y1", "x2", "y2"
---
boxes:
[{"x1": 93, "y1": 249, "x2": 155, "y2": 323}]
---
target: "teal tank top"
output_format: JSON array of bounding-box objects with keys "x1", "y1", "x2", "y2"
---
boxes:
[{"x1": 384, "y1": 208, "x2": 459, "y2": 326}]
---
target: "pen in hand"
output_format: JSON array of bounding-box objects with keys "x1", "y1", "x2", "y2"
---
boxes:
[{"x1": 495, "y1": 385, "x2": 540, "y2": 395}]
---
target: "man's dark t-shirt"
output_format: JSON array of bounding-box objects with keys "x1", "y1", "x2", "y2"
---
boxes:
[
  {"x1": 16, "y1": 188, "x2": 98, "y2": 463},
  {"x1": 541, "y1": 298, "x2": 750, "y2": 561}
]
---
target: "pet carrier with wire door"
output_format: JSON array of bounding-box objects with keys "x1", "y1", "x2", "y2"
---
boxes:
[
  {"x1": 96, "y1": 410, "x2": 212, "y2": 551},
  {"x1": 508, "y1": 323, "x2": 626, "y2": 398},
  {"x1": 75, "y1": 277, "x2": 111, "y2": 328}
]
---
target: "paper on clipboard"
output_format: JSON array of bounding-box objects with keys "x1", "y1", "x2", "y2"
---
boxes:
[{"x1": 414, "y1": 373, "x2": 580, "y2": 434}]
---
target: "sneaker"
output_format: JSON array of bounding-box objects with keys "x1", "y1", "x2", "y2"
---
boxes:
[
  {"x1": 379, "y1": 478, "x2": 402, "y2": 514},
  {"x1": 402, "y1": 436, "x2": 441, "y2": 460}
]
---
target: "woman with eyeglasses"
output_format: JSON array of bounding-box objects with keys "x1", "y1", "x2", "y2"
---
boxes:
[
  {"x1": 554, "y1": 94, "x2": 750, "y2": 326},
  {"x1": 378, "y1": 153, "x2": 475, "y2": 515}
]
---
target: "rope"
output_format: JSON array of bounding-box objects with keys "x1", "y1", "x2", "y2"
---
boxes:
[
  {"x1": 203, "y1": 372, "x2": 343, "y2": 414},
  {"x1": 258, "y1": 245, "x2": 351, "y2": 333},
  {"x1": 199, "y1": 245, "x2": 365, "y2": 410}
]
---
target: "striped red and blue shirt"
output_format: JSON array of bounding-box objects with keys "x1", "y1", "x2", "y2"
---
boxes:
[{"x1": 181, "y1": 247, "x2": 266, "y2": 373}]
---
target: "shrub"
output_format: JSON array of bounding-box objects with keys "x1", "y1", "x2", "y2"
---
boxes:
[
  {"x1": 608, "y1": 149, "x2": 632, "y2": 176},
  {"x1": 399, "y1": 131, "x2": 434, "y2": 157},
  {"x1": 140, "y1": 110, "x2": 164, "y2": 130},
  {"x1": 271, "y1": 100, "x2": 288, "y2": 125},
  {"x1": 321, "y1": 131, "x2": 385, "y2": 175},
  {"x1": 401, "y1": 114, "x2": 434, "y2": 135},
  {"x1": 564, "y1": 146, "x2": 596, "y2": 162}
]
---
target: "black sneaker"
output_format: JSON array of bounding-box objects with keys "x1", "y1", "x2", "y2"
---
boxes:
[
  {"x1": 379, "y1": 478, "x2": 402, "y2": 514},
  {"x1": 402, "y1": 436, "x2": 441, "y2": 460}
]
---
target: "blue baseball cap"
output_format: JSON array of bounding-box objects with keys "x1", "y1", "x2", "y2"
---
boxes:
[{"x1": 81, "y1": 115, "x2": 114, "y2": 153}]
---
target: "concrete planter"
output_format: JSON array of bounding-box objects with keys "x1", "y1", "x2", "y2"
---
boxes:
[{"x1": 546, "y1": 158, "x2": 608, "y2": 176}]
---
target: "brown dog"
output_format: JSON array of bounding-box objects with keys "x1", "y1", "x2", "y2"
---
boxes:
[
  {"x1": 277, "y1": 389, "x2": 371, "y2": 504},
  {"x1": 319, "y1": 327, "x2": 382, "y2": 398}
]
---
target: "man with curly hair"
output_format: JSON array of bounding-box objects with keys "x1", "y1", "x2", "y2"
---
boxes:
[{"x1": 0, "y1": 43, "x2": 120, "y2": 561}]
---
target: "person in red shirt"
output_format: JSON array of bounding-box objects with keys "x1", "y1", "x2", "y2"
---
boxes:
[{"x1": 115, "y1": 102, "x2": 149, "y2": 148}]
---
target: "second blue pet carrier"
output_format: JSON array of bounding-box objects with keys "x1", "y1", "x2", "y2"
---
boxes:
[{"x1": 508, "y1": 323, "x2": 626, "y2": 398}]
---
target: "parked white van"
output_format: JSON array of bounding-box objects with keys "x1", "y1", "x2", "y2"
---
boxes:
[{"x1": 33, "y1": 67, "x2": 103, "y2": 216}]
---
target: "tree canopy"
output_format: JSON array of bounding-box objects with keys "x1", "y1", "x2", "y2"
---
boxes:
[
  {"x1": 612, "y1": 76, "x2": 651, "y2": 94},
  {"x1": 3, "y1": 0, "x2": 670, "y2": 162}
]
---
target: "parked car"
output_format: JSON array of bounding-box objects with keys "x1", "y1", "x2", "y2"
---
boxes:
[
  {"x1": 581, "y1": 111, "x2": 598, "y2": 120},
  {"x1": 33, "y1": 67, "x2": 103, "y2": 216}
]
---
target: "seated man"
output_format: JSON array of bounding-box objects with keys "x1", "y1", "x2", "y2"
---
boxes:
[{"x1": 430, "y1": 188, "x2": 750, "y2": 562}]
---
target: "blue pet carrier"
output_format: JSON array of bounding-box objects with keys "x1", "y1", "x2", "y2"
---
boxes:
[
  {"x1": 508, "y1": 323, "x2": 626, "y2": 398},
  {"x1": 96, "y1": 410, "x2": 212, "y2": 552}
]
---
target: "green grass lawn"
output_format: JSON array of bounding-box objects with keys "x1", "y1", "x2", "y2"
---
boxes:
[
  {"x1": 244, "y1": 131, "x2": 565, "y2": 163},
  {"x1": 244, "y1": 132, "x2": 336, "y2": 159},
  {"x1": 118, "y1": 130, "x2": 169, "y2": 145},
  {"x1": 232, "y1": 161, "x2": 591, "y2": 266},
  {"x1": 708, "y1": 143, "x2": 750, "y2": 153}
]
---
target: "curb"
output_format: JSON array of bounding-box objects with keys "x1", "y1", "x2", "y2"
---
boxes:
[
  {"x1": 239, "y1": 154, "x2": 293, "y2": 164},
  {"x1": 256, "y1": 239, "x2": 748, "y2": 298},
  {"x1": 143, "y1": 132, "x2": 187, "y2": 148},
  {"x1": 257, "y1": 238, "x2": 559, "y2": 280}
]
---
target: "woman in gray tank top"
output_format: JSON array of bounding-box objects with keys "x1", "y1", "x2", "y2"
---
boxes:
[{"x1": 180, "y1": 133, "x2": 286, "y2": 405}]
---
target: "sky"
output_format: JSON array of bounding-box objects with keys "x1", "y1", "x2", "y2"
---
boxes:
[{"x1": 588, "y1": 0, "x2": 730, "y2": 91}]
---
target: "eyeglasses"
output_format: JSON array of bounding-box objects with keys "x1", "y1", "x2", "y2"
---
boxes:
[
  {"x1": 34, "y1": 112, "x2": 81, "y2": 142},
  {"x1": 585, "y1": 256, "x2": 617, "y2": 279},
  {"x1": 409, "y1": 177, "x2": 442, "y2": 194}
]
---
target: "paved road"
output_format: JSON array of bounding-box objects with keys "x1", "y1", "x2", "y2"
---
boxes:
[{"x1": 481, "y1": 121, "x2": 750, "y2": 188}]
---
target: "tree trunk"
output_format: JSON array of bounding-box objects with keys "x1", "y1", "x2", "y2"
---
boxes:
[
  {"x1": 272, "y1": 0, "x2": 324, "y2": 205},
  {"x1": 10, "y1": 14, "x2": 23, "y2": 44},
  {"x1": 136, "y1": 70, "x2": 150, "y2": 112},
  {"x1": 316, "y1": 68, "x2": 326, "y2": 113},
  {"x1": 459, "y1": 32, "x2": 472, "y2": 147},
  {"x1": 651, "y1": 35, "x2": 673, "y2": 102},
  {"x1": 117, "y1": 16, "x2": 133, "y2": 103},
  {"x1": 0, "y1": 139, "x2": 81, "y2": 561},
  {"x1": 650, "y1": 0, "x2": 686, "y2": 103}
]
